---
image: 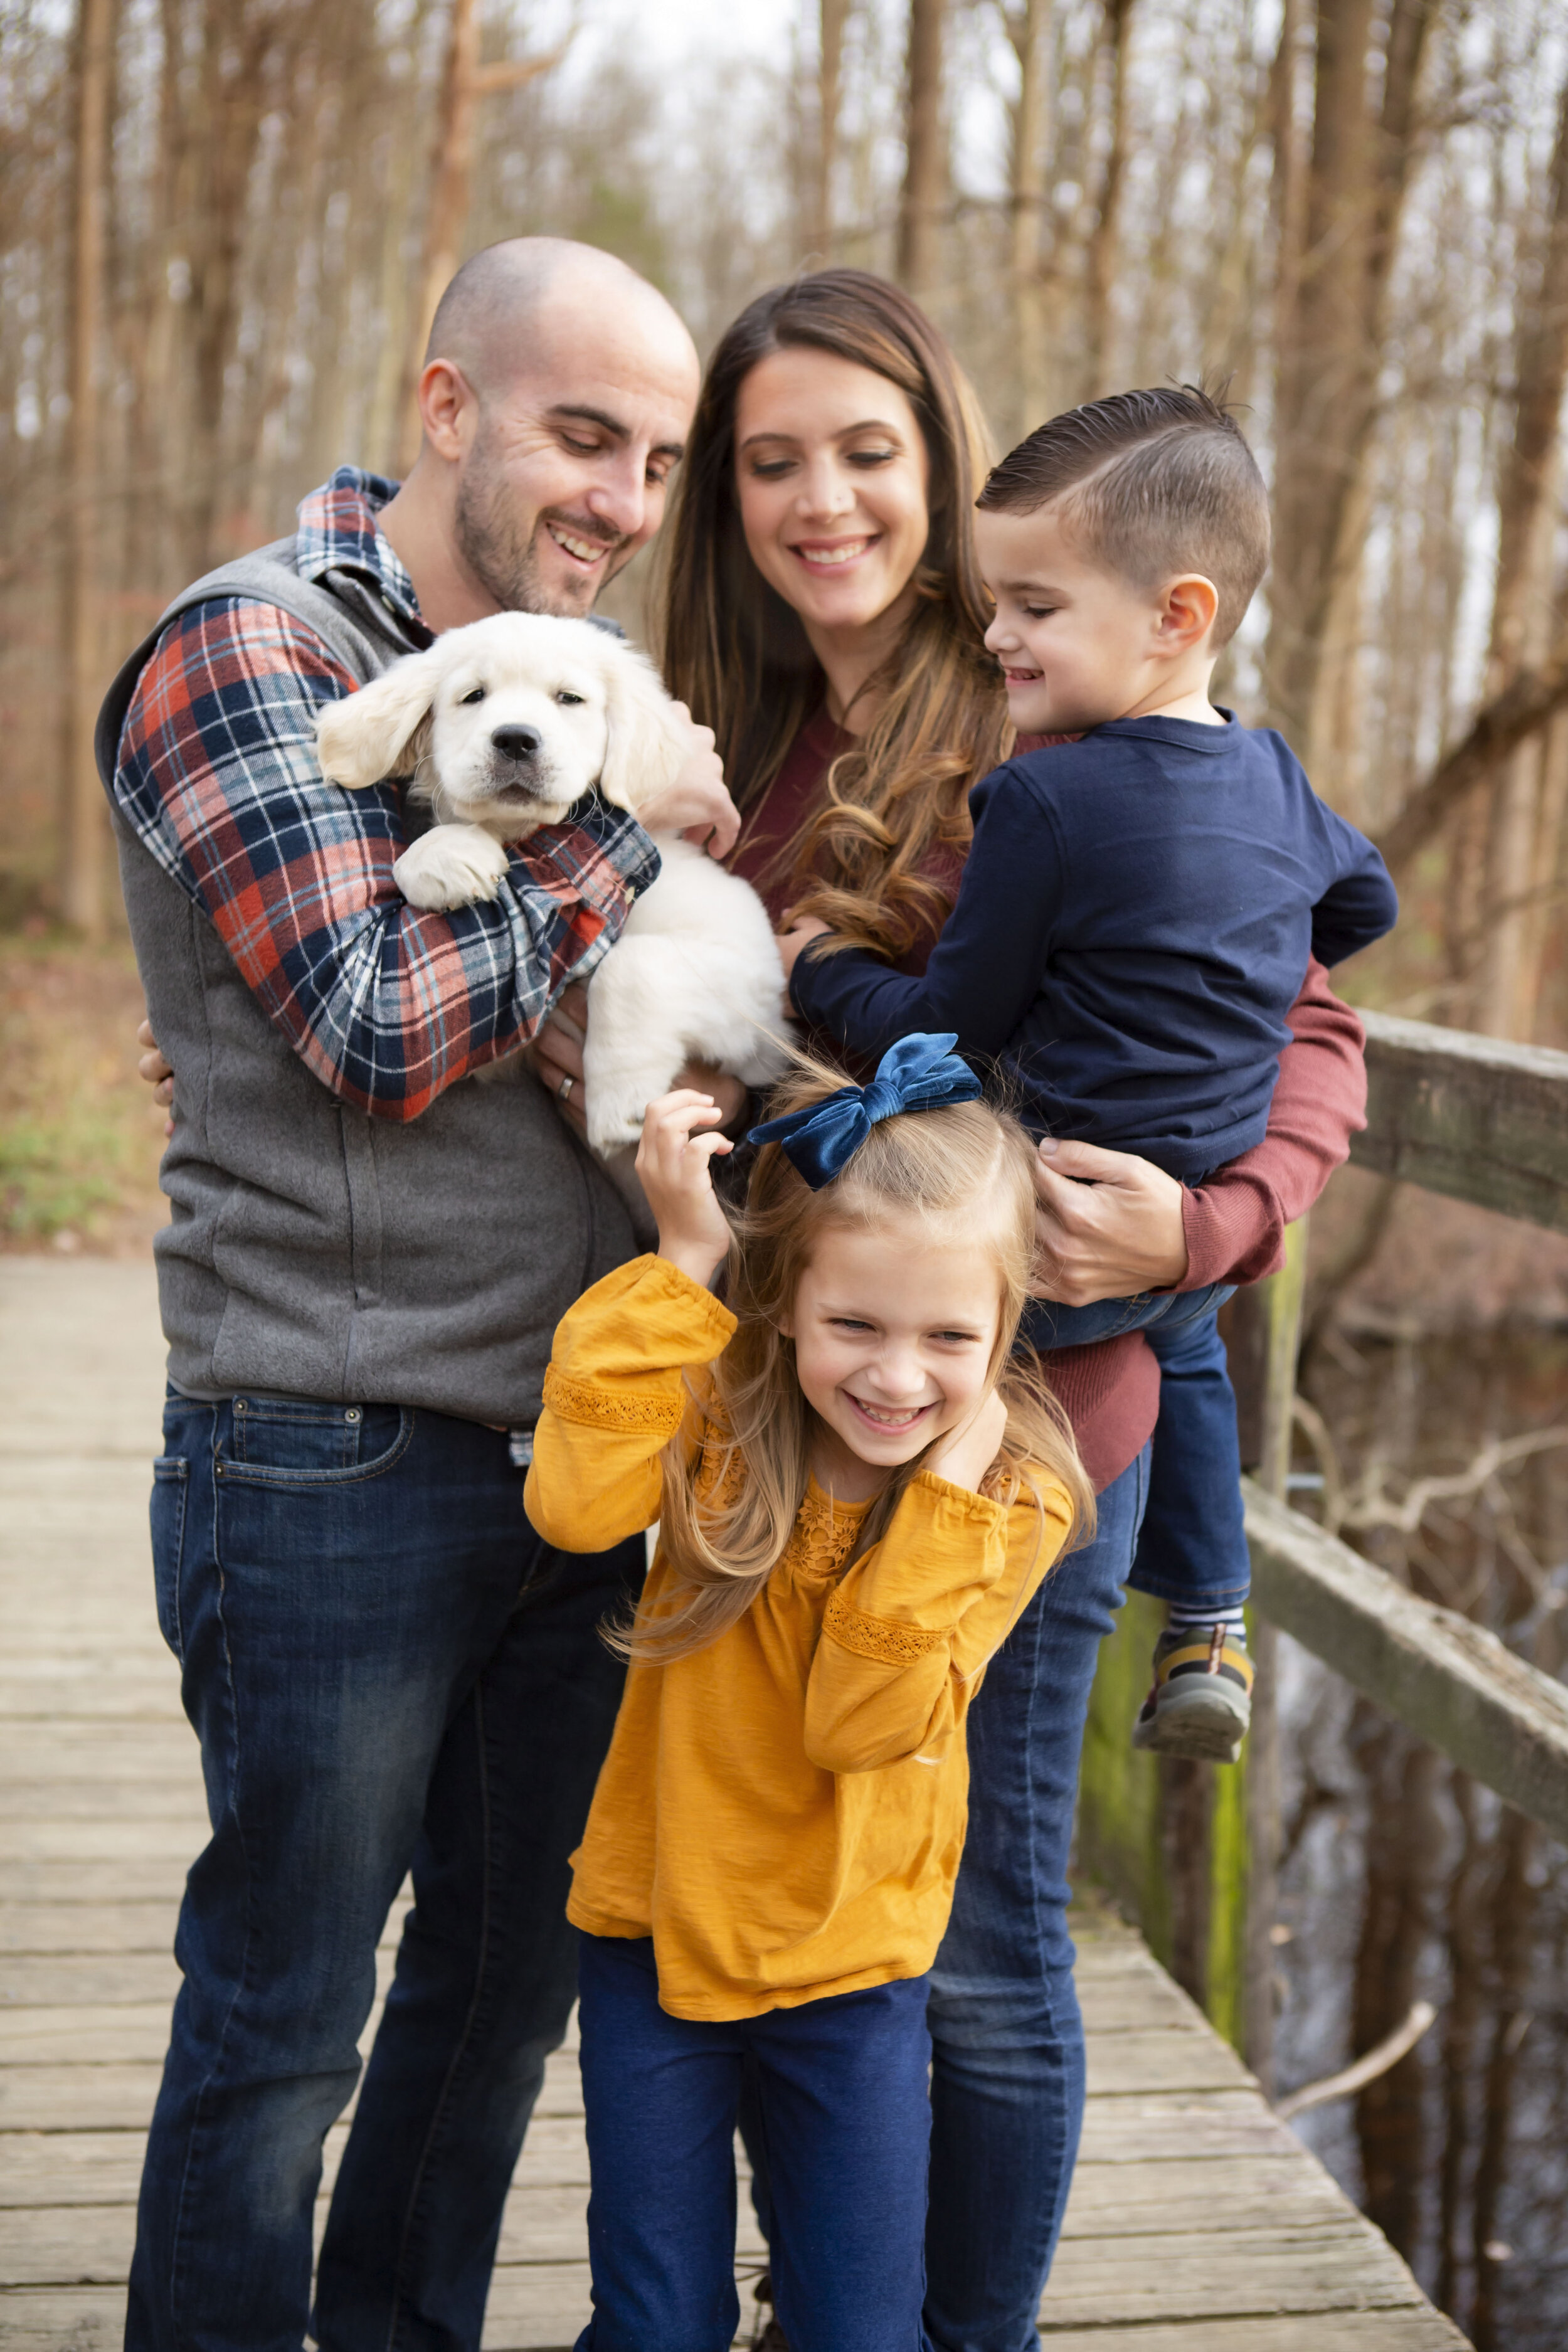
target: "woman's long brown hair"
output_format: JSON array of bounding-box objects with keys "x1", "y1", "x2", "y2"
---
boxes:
[{"x1": 659, "y1": 269, "x2": 1012, "y2": 963}]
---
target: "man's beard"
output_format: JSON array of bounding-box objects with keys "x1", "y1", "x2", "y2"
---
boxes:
[{"x1": 453, "y1": 422, "x2": 625, "y2": 618}]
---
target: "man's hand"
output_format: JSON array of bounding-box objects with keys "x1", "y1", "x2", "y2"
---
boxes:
[
  {"x1": 777, "y1": 914, "x2": 830, "y2": 982},
  {"x1": 635, "y1": 704, "x2": 740, "y2": 857},
  {"x1": 534, "y1": 984, "x2": 749, "y2": 1143},
  {"x1": 1029, "y1": 1138, "x2": 1190, "y2": 1306},
  {"x1": 638, "y1": 1090, "x2": 734, "y2": 1284}
]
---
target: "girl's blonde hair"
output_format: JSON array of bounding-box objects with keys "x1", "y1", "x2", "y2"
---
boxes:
[
  {"x1": 657, "y1": 269, "x2": 1012, "y2": 965},
  {"x1": 617, "y1": 1061, "x2": 1096, "y2": 1664}
]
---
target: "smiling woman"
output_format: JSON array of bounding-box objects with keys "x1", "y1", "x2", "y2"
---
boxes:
[{"x1": 659, "y1": 268, "x2": 1009, "y2": 964}]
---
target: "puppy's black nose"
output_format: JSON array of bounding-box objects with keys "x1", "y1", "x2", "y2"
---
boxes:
[{"x1": 491, "y1": 724, "x2": 543, "y2": 761}]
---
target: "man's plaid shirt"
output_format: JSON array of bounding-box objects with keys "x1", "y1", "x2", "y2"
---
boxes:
[{"x1": 110, "y1": 468, "x2": 659, "y2": 1121}]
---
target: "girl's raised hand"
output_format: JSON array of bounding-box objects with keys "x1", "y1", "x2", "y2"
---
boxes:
[
  {"x1": 637, "y1": 1090, "x2": 735, "y2": 1285},
  {"x1": 925, "y1": 1386, "x2": 1009, "y2": 1496}
]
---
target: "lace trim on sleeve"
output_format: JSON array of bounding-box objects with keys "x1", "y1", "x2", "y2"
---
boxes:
[
  {"x1": 541, "y1": 1365, "x2": 685, "y2": 1436},
  {"x1": 823, "y1": 1588, "x2": 953, "y2": 1665}
]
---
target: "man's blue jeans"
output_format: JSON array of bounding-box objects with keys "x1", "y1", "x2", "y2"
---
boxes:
[
  {"x1": 576, "y1": 1936, "x2": 933, "y2": 2352},
  {"x1": 1022, "y1": 1283, "x2": 1250, "y2": 1614},
  {"x1": 127, "y1": 1388, "x2": 639, "y2": 2352}
]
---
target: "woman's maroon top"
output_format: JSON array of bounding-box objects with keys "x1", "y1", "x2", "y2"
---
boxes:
[{"x1": 731, "y1": 711, "x2": 1367, "y2": 1491}]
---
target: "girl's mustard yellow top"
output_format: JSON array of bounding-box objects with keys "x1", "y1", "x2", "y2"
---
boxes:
[{"x1": 524, "y1": 1255, "x2": 1074, "y2": 2021}]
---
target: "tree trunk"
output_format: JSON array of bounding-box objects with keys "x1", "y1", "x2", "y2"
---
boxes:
[
  {"x1": 1083, "y1": 0, "x2": 1134, "y2": 398},
  {"x1": 59, "y1": 0, "x2": 116, "y2": 937},
  {"x1": 896, "y1": 0, "x2": 945, "y2": 297},
  {"x1": 1266, "y1": 0, "x2": 1436, "y2": 777},
  {"x1": 395, "y1": 0, "x2": 482, "y2": 477},
  {"x1": 1474, "y1": 70, "x2": 1568, "y2": 1038},
  {"x1": 814, "y1": 0, "x2": 850, "y2": 258},
  {"x1": 1000, "y1": 0, "x2": 1052, "y2": 437}
]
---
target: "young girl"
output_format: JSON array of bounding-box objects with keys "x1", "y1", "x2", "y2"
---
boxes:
[{"x1": 524, "y1": 1034, "x2": 1092, "y2": 2352}]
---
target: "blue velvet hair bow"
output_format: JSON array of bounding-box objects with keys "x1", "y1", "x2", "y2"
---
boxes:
[{"x1": 746, "y1": 1032, "x2": 982, "y2": 1190}]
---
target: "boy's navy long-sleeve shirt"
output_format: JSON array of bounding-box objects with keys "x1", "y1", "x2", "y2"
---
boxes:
[{"x1": 791, "y1": 712, "x2": 1397, "y2": 1182}]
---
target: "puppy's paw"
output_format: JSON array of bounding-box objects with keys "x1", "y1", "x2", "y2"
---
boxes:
[
  {"x1": 393, "y1": 825, "x2": 511, "y2": 911},
  {"x1": 586, "y1": 1083, "x2": 654, "y2": 1157}
]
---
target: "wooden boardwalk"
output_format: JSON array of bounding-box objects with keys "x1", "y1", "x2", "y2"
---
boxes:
[{"x1": 0, "y1": 1256, "x2": 1470, "y2": 2351}]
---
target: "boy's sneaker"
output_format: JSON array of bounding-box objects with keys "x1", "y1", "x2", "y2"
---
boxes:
[
  {"x1": 1131, "y1": 1623, "x2": 1253, "y2": 1762},
  {"x1": 749, "y1": 2275, "x2": 791, "y2": 2350}
]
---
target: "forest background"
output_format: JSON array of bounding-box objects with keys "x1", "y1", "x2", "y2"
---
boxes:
[{"x1": 3, "y1": 2, "x2": 1568, "y2": 2345}]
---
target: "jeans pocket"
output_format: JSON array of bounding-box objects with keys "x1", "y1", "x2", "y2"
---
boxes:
[
  {"x1": 221, "y1": 1397, "x2": 413, "y2": 1486},
  {"x1": 151, "y1": 1456, "x2": 190, "y2": 1661}
]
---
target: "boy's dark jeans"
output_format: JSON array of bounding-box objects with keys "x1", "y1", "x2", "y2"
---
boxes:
[
  {"x1": 128, "y1": 1388, "x2": 639, "y2": 2352},
  {"x1": 1020, "y1": 1283, "x2": 1251, "y2": 1614}
]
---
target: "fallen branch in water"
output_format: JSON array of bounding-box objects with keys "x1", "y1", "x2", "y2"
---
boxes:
[{"x1": 1276, "y1": 1999, "x2": 1438, "y2": 2121}]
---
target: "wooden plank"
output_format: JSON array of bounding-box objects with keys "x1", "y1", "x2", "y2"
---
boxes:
[
  {"x1": 1037, "y1": 2223, "x2": 1429, "y2": 2326},
  {"x1": 0, "y1": 1906, "x2": 187, "y2": 1956},
  {"x1": 1060, "y1": 2154, "x2": 1349, "y2": 2237},
  {"x1": 0, "y1": 1956, "x2": 179, "y2": 2007},
  {"x1": 1246, "y1": 1479, "x2": 1568, "y2": 1844},
  {"x1": 0, "y1": 1783, "x2": 202, "y2": 1823},
  {"x1": 0, "y1": 2008, "x2": 174, "y2": 2067},
  {"x1": 1084, "y1": 2028, "x2": 1254, "y2": 2097},
  {"x1": 1035, "y1": 2319, "x2": 1470, "y2": 2350},
  {"x1": 1075, "y1": 1972, "x2": 1207, "y2": 2033},
  {"x1": 1075, "y1": 2092, "x2": 1300, "y2": 2163},
  {"x1": 1352, "y1": 1008, "x2": 1568, "y2": 1231},
  {"x1": 0, "y1": 1821, "x2": 201, "y2": 1862},
  {"x1": 0, "y1": 2067, "x2": 164, "y2": 2133},
  {"x1": 0, "y1": 2286, "x2": 129, "y2": 2352}
]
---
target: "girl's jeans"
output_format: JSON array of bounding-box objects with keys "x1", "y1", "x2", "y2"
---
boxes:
[
  {"x1": 127, "y1": 1388, "x2": 640, "y2": 2352},
  {"x1": 746, "y1": 1445, "x2": 1153, "y2": 2352},
  {"x1": 1022, "y1": 1281, "x2": 1250, "y2": 1613},
  {"x1": 576, "y1": 1934, "x2": 934, "y2": 2352}
]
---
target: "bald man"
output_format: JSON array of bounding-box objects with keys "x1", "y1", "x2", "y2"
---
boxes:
[{"x1": 97, "y1": 240, "x2": 734, "y2": 2352}]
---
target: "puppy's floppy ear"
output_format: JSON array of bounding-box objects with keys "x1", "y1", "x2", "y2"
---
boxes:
[
  {"x1": 315, "y1": 647, "x2": 443, "y2": 790},
  {"x1": 595, "y1": 639, "x2": 693, "y2": 815}
]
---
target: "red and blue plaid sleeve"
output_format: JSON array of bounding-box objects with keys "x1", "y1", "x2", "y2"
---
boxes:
[{"x1": 110, "y1": 596, "x2": 660, "y2": 1121}]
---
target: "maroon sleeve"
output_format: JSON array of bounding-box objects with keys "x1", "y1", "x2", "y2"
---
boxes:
[{"x1": 1179, "y1": 958, "x2": 1367, "y2": 1290}]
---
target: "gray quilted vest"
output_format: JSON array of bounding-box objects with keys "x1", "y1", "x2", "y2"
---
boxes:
[{"x1": 97, "y1": 537, "x2": 635, "y2": 1424}]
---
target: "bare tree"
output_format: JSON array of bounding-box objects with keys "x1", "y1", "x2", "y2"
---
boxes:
[
  {"x1": 1474, "y1": 73, "x2": 1568, "y2": 1038},
  {"x1": 60, "y1": 0, "x2": 115, "y2": 937},
  {"x1": 814, "y1": 0, "x2": 851, "y2": 258},
  {"x1": 1083, "y1": 0, "x2": 1135, "y2": 397},
  {"x1": 995, "y1": 0, "x2": 1052, "y2": 436},
  {"x1": 393, "y1": 1, "x2": 569, "y2": 475},
  {"x1": 897, "y1": 0, "x2": 945, "y2": 295},
  {"x1": 1266, "y1": 0, "x2": 1438, "y2": 780}
]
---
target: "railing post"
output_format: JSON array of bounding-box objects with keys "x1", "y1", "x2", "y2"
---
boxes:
[{"x1": 1226, "y1": 1219, "x2": 1308, "y2": 2096}]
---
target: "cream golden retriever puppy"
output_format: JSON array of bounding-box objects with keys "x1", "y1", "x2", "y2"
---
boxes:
[{"x1": 314, "y1": 612, "x2": 791, "y2": 1159}]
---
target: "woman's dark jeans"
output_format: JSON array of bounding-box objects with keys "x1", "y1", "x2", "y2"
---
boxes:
[
  {"x1": 746, "y1": 1446, "x2": 1152, "y2": 2352},
  {"x1": 1023, "y1": 1282, "x2": 1250, "y2": 1614},
  {"x1": 127, "y1": 1388, "x2": 640, "y2": 2352}
]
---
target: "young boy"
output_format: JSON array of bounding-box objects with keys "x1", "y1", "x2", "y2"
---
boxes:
[{"x1": 780, "y1": 384, "x2": 1397, "y2": 1764}]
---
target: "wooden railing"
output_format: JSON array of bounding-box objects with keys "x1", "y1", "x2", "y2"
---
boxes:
[{"x1": 1075, "y1": 1010, "x2": 1568, "y2": 2091}]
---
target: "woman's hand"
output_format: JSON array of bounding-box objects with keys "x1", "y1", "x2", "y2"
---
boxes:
[
  {"x1": 1029, "y1": 1138, "x2": 1190, "y2": 1306},
  {"x1": 136, "y1": 1017, "x2": 175, "y2": 1138},
  {"x1": 635, "y1": 706, "x2": 741, "y2": 857},
  {"x1": 777, "y1": 914, "x2": 830, "y2": 982},
  {"x1": 638, "y1": 1090, "x2": 734, "y2": 1283},
  {"x1": 926, "y1": 1387, "x2": 1010, "y2": 1495}
]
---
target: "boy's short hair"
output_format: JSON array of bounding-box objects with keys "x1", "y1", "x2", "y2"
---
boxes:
[{"x1": 977, "y1": 384, "x2": 1270, "y2": 648}]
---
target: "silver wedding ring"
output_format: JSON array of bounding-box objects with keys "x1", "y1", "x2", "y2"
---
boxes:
[{"x1": 558, "y1": 1074, "x2": 575, "y2": 1103}]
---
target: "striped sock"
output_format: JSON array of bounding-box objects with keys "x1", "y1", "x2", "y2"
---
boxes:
[{"x1": 1167, "y1": 1601, "x2": 1248, "y2": 1651}]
